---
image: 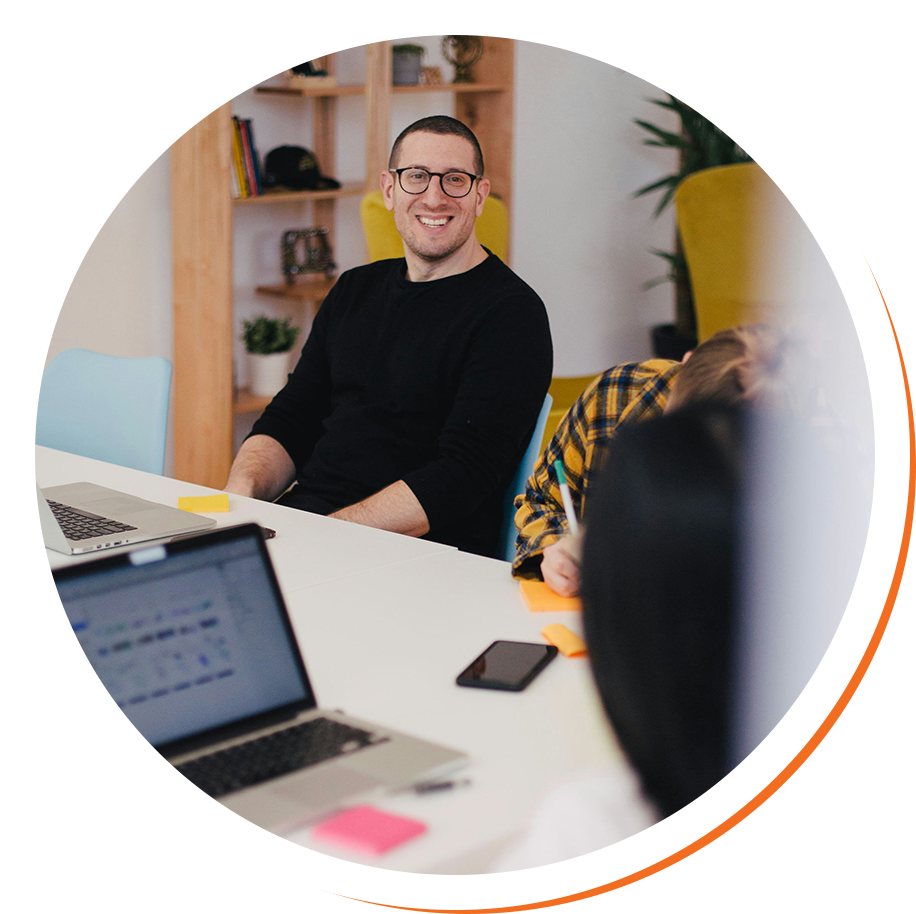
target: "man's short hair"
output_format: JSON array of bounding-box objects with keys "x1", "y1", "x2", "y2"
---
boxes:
[
  {"x1": 388, "y1": 115, "x2": 485, "y2": 176},
  {"x1": 669, "y1": 324, "x2": 798, "y2": 413}
]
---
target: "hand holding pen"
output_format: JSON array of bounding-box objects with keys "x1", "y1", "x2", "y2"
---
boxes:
[
  {"x1": 554, "y1": 460, "x2": 580, "y2": 535},
  {"x1": 540, "y1": 460, "x2": 584, "y2": 597}
]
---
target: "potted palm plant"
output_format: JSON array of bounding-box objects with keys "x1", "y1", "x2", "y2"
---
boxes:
[
  {"x1": 241, "y1": 315, "x2": 300, "y2": 398},
  {"x1": 635, "y1": 95, "x2": 752, "y2": 358}
]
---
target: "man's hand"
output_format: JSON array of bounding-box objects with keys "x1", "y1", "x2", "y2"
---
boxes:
[
  {"x1": 541, "y1": 534, "x2": 583, "y2": 597},
  {"x1": 224, "y1": 435, "x2": 296, "y2": 501}
]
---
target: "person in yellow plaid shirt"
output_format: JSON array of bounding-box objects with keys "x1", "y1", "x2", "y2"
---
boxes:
[{"x1": 513, "y1": 326, "x2": 792, "y2": 595}]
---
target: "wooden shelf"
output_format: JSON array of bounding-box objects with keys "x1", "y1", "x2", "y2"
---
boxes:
[
  {"x1": 256, "y1": 84, "x2": 366, "y2": 98},
  {"x1": 392, "y1": 83, "x2": 506, "y2": 94},
  {"x1": 256, "y1": 276, "x2": 336, "y2": 302},
  {"x1": 233, "y1": 182, "x2": 366, "y2": 206},
  {"x1": 256, "y1": 83, "x2": 505, "y2": 97}
]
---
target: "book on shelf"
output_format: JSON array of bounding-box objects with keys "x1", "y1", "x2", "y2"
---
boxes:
[
  {"x1": 241, "y1": 118, "x2": 262, "y2": 195},
  {"x1": 231, "y1": 115, "x2": 263, "y2": 198},
  {"x1": 230, "y1": 116, "x2": 248, "y2": 198}
]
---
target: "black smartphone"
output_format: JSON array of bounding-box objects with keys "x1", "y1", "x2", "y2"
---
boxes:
[{"x1": 456, "y1": 640, "x2": 558, "y2": 692}]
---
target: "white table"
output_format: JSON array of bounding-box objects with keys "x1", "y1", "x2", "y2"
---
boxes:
[
  {"x1": 37, "y1": 447, "x2": 625, "y2": 874},
  {"x1": 37, "y1": 446, "x2": 454, "y2": 594}
]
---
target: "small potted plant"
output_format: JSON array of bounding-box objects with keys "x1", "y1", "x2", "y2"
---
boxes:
[
  {"x1": 392, "y1": 43, "x2": 425, "y2": 86},
  {"x1": 241, "y1": 315, "x2": 301, "y2": 398}
]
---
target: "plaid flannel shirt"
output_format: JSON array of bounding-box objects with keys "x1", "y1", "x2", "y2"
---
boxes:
[{"x1": 512, "y1": 359, "x2": 682, "y2": 575}]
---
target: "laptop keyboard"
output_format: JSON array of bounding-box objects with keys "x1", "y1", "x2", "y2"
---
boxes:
[
  {"x1": 175, "y1": 716, "x2": 388, "y2": 799},
  {"x1": 47, "y1": 500, "x2": 138, "y2": 541}
]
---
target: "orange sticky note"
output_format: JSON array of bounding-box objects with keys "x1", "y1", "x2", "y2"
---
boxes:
[
  {"x1": 177, "y1": 494, "x2": 230, "y2": 513},
  {"x1": 519, "y1": 579, "x2": 582, "y2": 612},
  {"x1": 542, "y1": 624, "x2": 588, "y2": 657}
]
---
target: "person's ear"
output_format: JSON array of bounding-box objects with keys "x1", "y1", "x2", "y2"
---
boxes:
[
  {"x1": 380, "y1": 170, "x2": 395, "y2": 211},
  {"x1": 681, "y1": 350, "x2": 693, "y2": 363},
  {"x1": 474, "y1": 177, "x2": 490, "y2": 218}
]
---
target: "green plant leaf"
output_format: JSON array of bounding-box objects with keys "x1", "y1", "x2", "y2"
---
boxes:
[
  {"x1": 648, "y1": 248, "x2": 681, "y2": 265},
  {"x1": 633, "y1": 174, "x2": 678, "y2": 198},
  {"x1": 633, "y1": 120, "x2": 688, "y2": 148},
  {"x1": 241, "y1": 315, "x2": 301, "y2": 355}
]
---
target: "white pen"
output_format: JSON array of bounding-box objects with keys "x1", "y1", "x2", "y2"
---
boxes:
[{"x1": 554, "y1": 460, "x2": 580, "y2": 536}]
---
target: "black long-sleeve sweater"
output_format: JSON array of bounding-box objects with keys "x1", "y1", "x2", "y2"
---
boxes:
[{"x1": 250, "y1": 252, "x2": 553, "y2": 556}]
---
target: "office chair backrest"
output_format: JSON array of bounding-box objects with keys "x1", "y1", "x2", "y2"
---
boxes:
[
  {"x1": 360, "y1": 190, "x2": 510, "y2": 263},
  {"x1": 497, "y1": 393, "x2": 553, "y2": 563},
  {"x1": 36, "y1": 348, "x2": 173, "y2": 475},
  {"x1": 676, "y1": 162, "x2": 786, "y2": 342}
]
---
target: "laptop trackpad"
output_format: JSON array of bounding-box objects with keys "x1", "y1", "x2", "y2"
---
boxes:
[
  {"x1": 222, "y1": 765, "x2": 383, "y2": 832},
  {"x1": 82, "y1": 495, "x2": 158, "y2": 516}
]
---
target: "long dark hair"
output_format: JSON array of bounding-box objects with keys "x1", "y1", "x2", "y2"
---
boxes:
[{"x1": 581, "y1": 404, "x2": 745, "y2": 818}]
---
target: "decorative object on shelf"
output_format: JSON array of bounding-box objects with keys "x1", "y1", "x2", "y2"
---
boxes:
[
  {"x1": 281, "y1": 227, "x2": 337, "y2": 283},
  {"x1": 285, "y1": 60, "x2": 338, "y2": 90},
  {"x1": 263, "y1": 146, "x2": 341, "y2": 192},
  {"x1": 634, "y1": 93, "x2": 752, "y2": 354},
  {"x1": 420, "y1": 65, "x2": 444, "y2": 86},
  {"x1": 392, "y1": 43, "x2": 425, "y2": 85},
  {"x1": 241, "y1": 315, "x2": 301, "y2": 398},
  {"x1": 441, "y1": 36, "x2": 483, "y2": 84}
]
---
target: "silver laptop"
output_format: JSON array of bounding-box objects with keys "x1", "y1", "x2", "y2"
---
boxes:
[
  {"x1": 52, "y1": 523, "x2": 467, "y2": 834},
  {"x1": 39, "y1": 482, "x2": 217, "y2": 554}
]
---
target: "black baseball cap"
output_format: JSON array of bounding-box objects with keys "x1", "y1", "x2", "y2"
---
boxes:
[{"x1": 263, "y1": 146, "x2": 341, "y2": 191}]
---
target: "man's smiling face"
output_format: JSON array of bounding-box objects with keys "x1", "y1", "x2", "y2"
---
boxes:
[{"x1": 381, "y1": 131, "x2": 490, "y2": 269}]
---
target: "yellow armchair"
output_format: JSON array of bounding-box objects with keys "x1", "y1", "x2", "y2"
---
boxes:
[
  {"x1": 541, "y1": 374, "x2": 601, "y2": 452},
  {"x1": 676, "y1": 162, "x2": 789, "y2": 342},
  {"x1": 360, "y1": 190, "x2": 509, "y2": 263}
]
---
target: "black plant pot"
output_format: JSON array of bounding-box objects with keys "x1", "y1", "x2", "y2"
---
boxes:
[{"x1": 651, "y1": 323, "x2": 697, "y2": 361}]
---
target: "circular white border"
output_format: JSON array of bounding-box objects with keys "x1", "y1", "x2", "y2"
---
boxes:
[{"x1": 2, "y1": 0, "x2": 909, "y2": 909}]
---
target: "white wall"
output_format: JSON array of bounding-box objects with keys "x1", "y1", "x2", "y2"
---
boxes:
[
  {"x1": 513, "y1": 42, "x2": 678, "y2": 374},
  {"x1": 44, "y1": 40, "x2": 726, "y2": 466}
]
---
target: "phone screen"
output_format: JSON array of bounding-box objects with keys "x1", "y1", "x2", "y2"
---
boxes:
[{"x1": 456, "y1": 640, "x2": 558, "y2": 691}]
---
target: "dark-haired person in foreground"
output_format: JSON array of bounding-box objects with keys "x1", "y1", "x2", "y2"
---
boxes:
[
  {"x1": 513, "y1": 324, "x2": 793, "y2": 592},
  {"x1": 495, "y1": 405, "x2": 745, "y2": 869},
  {"x1": 224, "y1": 116, "x2": 552, "y2": 557},
  {"x1": 499, "y1": 396, "x2": 865, "y2": 869}
]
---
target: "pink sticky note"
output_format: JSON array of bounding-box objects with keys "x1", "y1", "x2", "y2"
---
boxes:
[{"x1": 311, "y1": 805, "x2": 426, "y2": 857}]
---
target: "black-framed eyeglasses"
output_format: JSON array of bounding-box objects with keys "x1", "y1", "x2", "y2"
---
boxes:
[{"x1": 390, "y1": 167, "x2": 479, "y2": 198}]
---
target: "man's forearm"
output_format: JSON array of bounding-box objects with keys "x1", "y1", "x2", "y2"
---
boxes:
[
  {"x1": 330, "y1": 480, "x2": 430, "y2": 537},
  {"x1": 224, "y1": 435, "x2": 297, "y2": 501}
]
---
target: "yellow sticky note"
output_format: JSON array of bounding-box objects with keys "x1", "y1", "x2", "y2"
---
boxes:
[
  {"x1": 178, "y1": 494, "x2": 230, "y2": 513},
  {"x1": 542, "y1": 624, "x2": 588, "y2": 657},
  {"x1": 519, "y1": 579, "x2": 582, "y2": 612}
]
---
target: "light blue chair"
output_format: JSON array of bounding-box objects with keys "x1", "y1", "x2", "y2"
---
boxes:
[
  {"x1": 496, "y1": 393, "x2": 553, "y2": 562},
  {"x1": 36, "y1": 348, "x2": 173, "y2": 475}
]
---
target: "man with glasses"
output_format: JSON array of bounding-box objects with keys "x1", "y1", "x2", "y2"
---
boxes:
[{"x1": 225, "y1": 116, "x2": 552, "y2": 558}]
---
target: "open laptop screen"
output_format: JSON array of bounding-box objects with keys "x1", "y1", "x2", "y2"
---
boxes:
[{"x1": 54, "y1": 526, "x2": 313, "y2": 747}]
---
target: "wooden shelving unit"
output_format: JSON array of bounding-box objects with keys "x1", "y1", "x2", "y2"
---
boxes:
[{"x1": 172, "y1": 38, "x2": 515, "y2": 487}]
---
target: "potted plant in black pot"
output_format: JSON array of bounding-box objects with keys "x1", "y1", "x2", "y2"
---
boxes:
[{"x1": 635, "y1": 95, "x2": 752, "y2": 359}]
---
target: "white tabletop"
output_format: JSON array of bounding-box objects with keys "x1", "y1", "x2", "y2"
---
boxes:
[
  {"x1": 37, "y1": 446, "x2": 454, "y2": 593},
  {"x1": 280, "y1": 549, "x2": 621, "y2": 873},
  {"x1": 37, "y1": 446, "x2": 624, "y2": 873}
]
